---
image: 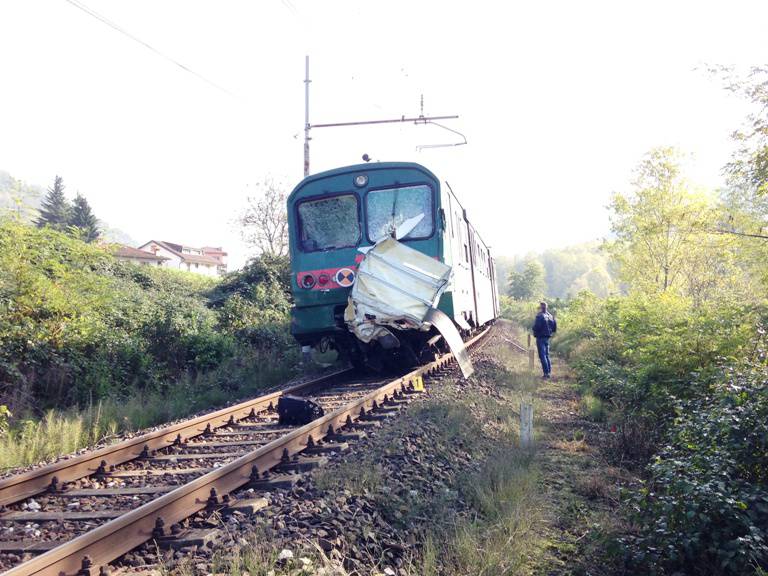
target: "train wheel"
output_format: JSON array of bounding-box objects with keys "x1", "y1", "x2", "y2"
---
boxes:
[
  {"x1": 349, "y1": 349, "x2": 367, "y2": 373},
  {"x1": 341, "y1": 342, "x2": 369, "y2": 374}
]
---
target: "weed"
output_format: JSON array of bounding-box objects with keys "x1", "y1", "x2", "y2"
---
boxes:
[
  {"x1": 421, "y1": 447, "x2": 542, "y2": 575},
  {"x1": 573, "y1": 473, "x2": 612, "y2": 501},
  {"x1": 552, "y1": 437, "x2": 589, "y2": 453},
  {"x1": 314, "y1": 457, "x2": 384, "y2": 495},
  {"x1": 579, "y1": 393, "x2": 606, "y2": 422},
  {"x1": 210, "y1": 535, "x2": 349, "y2": 575}
]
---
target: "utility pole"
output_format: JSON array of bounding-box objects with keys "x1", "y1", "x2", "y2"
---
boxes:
[
  {"x1": 303, "y1": 55, "x2": 311, "y2": 177},
  {"x1": 302, "y1": 57, "x2": 462, "y2": 177}
]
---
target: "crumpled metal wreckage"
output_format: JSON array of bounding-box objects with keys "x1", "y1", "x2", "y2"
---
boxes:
[{"x1": 343, "y1": 236, "x2": 474, "y2": 379}]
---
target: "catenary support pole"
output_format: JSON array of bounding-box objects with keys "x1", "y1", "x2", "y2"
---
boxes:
[
  {"x1": 301, "y1": 57, "x2": 460, "y2": 176},
  {"x1": 304, "y1": 55, "x2": 311, "y2": 177}
]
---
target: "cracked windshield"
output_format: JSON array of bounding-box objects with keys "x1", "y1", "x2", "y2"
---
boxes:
[
  {"x1": 366, "y1": 184, "x2": 433, "y2": 241},
  {"x1": 298, "y1": 194, "x2": 360, "y2": 251}
]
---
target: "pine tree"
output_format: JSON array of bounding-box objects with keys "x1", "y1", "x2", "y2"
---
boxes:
[
  {"x1": 36, "y1": 175, "x2": 71, "y2": 230},
  {"x1": 70, "y1": 193, "x2": 100, "y2": 242}
]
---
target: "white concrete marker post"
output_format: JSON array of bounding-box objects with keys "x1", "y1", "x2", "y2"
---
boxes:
[
  {"x1": 520, "y1": 400, "x2": 534, "y2": 449},
  {"x1": 521, "y1": 334, "x2": 536, "y2": 449}
]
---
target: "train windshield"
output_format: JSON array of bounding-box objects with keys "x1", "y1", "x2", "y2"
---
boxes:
[
  {"x1": 297, "y1": 194, "x2": 360, "y2": 251},
  {"x1": 366, "y1": 185, "x2": 434, "y2": 242}
]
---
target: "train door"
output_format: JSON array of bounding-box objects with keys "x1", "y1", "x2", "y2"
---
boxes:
[
  {"x1": 444, "y1": 190, "x2": 455, "y2": 267},
  {"x1": 467, "y1": 226, "x2": 479, "y2": 327}
]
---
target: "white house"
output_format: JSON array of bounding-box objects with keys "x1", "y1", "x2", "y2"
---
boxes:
[
  {"x1": 114, "y1": 245, "x2": 169, "y2": 267},
  {"x1": 136, "y1": 240, "x2": 228, "y2": 277}
]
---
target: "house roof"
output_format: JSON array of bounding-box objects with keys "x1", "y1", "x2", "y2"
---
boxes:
[
  {"x1": 181, "y1": 253, "x2": 220, "y2": 266},
  {"x1": 158, "y1": 240, "x2": 184, "y2": 253},
  {"x1": 141, "y1": 240, "x2": 220, "y2": 266},
  {"x1": 114, "y1": 245, "x2": 169, "y2": 261}
]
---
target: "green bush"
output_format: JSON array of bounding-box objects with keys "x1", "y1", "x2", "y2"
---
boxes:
[
  {"x1": 556, "y1": 288, "x2": 768, "y2": 573},
  {"x1": 0, "y1": 219, "x2": 298, "y2": 415},
  {"x1": 626, "y1": 363, "x2": 768, "y2": 575},
  {"x1": 213, "y1": 254, "x2": 295, "y2": 352},
  {"x1": 555, "y1": 291, "x2": 758, "y2": 426}
]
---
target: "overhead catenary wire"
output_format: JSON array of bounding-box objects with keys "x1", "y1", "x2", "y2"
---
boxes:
[
  {"x1": 712, "y1": 227, "x2": 768, "y2": 240},
  {"x1": 280, "y1": 0, "x2": 299, "y2": 16},
  {"x1": 63, "y1": 0, "x2": 235, "y2": 97},
  {"x1": 416, "y1": 120, "x2": 468, "y2": 151}
]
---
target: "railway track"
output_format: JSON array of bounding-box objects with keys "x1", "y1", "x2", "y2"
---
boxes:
[{"x1": 0, "y1": 327, "x2": 491, "y2": 576}]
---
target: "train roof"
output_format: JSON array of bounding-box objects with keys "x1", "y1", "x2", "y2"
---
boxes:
[
  {"x1": 289, "y1": 161, "x2": 440, "y2": 201},
  {"x1": 288, "y1": 161, "x2": 493, "y2": 254}
]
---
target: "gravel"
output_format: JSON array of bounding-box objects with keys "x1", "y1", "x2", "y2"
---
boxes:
[{"x1": 113, "y1": 328, "x2": 507, "y2": 575}]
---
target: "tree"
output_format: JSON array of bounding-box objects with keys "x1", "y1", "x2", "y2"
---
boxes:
[
  {"x1": 539, "y1": 242, "x2": 616, "y2": 298},
  {"x1": 715, "y1": 66, "x2": 768, "y2": 196},
  {"x1": 608, "y1": 147, "x2": 738, "y2": 300},
  {"x1": 69, "y1": 193, "x2": 100, "y2": 242},
  {"x1": 36, "y1": 175, "x2": 70, "y2": 230},
  {"x1": 508, "y1": 259, "x2": 546, "y2": 300},
  {"x1": 239, "y1": 178, "x2": 289, "y2": 257}
]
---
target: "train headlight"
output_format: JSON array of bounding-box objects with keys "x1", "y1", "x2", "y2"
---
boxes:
[
  {"x1": 354, "y1": 174, "x2": 368, "y2": 187},
  {"x1": 318, "y1": 273, "x2": 330, "y2": 286},
  {"x1": 300, "y1": 274, "x2": 316, "y2": 289}
]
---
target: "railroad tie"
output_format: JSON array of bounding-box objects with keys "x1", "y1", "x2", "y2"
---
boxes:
[{"x1": 1, "y1": 509, "x2": 126, "y2": 522}]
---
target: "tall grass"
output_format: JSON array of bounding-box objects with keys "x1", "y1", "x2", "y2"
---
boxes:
[
  {"x1": 0, "y1": 406, "x2": 117, "y2": 471},
  {"x1": 424, "y1": 450, "x2": 541, "y2": 575},
  {"x1": 0, "y1": 349, "x2": 297, "y2": 472}
]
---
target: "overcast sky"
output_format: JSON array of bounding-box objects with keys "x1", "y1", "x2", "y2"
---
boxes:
[{"x1": 1, "y1": 1, "x2": 766, "y2": 267}]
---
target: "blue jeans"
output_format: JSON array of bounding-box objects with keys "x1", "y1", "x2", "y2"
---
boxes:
[{"x1": 536, "y1": 337, "x2": 551, "y2": 376}]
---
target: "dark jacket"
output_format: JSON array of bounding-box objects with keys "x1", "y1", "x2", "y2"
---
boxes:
[{"x1": 533, "y1": 311, "x2": 557, "y2": 338}]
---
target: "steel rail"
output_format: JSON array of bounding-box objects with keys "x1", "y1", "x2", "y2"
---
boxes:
[
  {"x1": 4, "y1": 327, "x2": 491, "y2": 576},
  {"x1": 0, "y1": 369, "x2": 351, "y2": 507}
]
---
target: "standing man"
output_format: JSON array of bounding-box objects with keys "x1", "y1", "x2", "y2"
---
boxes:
[{"x1": 532, "y1": 301, "x2": 557, "y2": 379}]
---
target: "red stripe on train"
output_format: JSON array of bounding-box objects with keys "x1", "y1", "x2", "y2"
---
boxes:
[{"x1": 296, "y1": 265, "x2": 359, "y2": 290}]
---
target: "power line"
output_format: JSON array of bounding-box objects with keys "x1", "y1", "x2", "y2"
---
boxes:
[
  {"x1": 63, "y1": 0, "x2": 235, "y2": 97},
  {"x1": 280, "y1": 0, "x2": 298, "y2": 16},
  {"x1": 713, "y1": 228, "x2": 768, "y2": 240}
]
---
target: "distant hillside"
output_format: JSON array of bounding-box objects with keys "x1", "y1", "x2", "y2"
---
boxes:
[
  {"x1": 0, "y1": 170, "x2": 135, "y2": 244},
  {"x1": 0, "y1": 170, "x2": 44, "y2": 220},
  {"x1": 496, "y1": 242, "x2": 619, "y2": 299}
]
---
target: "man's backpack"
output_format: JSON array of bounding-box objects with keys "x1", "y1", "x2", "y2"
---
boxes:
[
  {"x1": 545, "y1": 312, "x2": 556, "y2": 335},
  {"x1": 277, "y1": 395, "x2": 325, "y2": 425}
]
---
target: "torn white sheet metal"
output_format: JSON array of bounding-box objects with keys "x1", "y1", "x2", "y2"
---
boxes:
[
  {"x1": 344, "y1": 236, "x2": 474, "y2": 378},
  {"x1": 425, "y1": 308, "x2": 474, "y2": 379},
  {"x1": 345, "y1": 237, "x2": 451, "y2": 337}
]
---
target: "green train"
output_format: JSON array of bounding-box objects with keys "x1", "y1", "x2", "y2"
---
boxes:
[{"x1": 287, "y1": 161, "x2": 500, "y2": 369}]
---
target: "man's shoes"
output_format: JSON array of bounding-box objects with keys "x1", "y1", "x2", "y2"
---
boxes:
[{"x1": 542, "y1": 374, "x2": 551, "y2": 380}]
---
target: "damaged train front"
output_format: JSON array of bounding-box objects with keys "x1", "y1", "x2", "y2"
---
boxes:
[{"x1": 287, "y1": 162, "x2": 473, "y2": 378}]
